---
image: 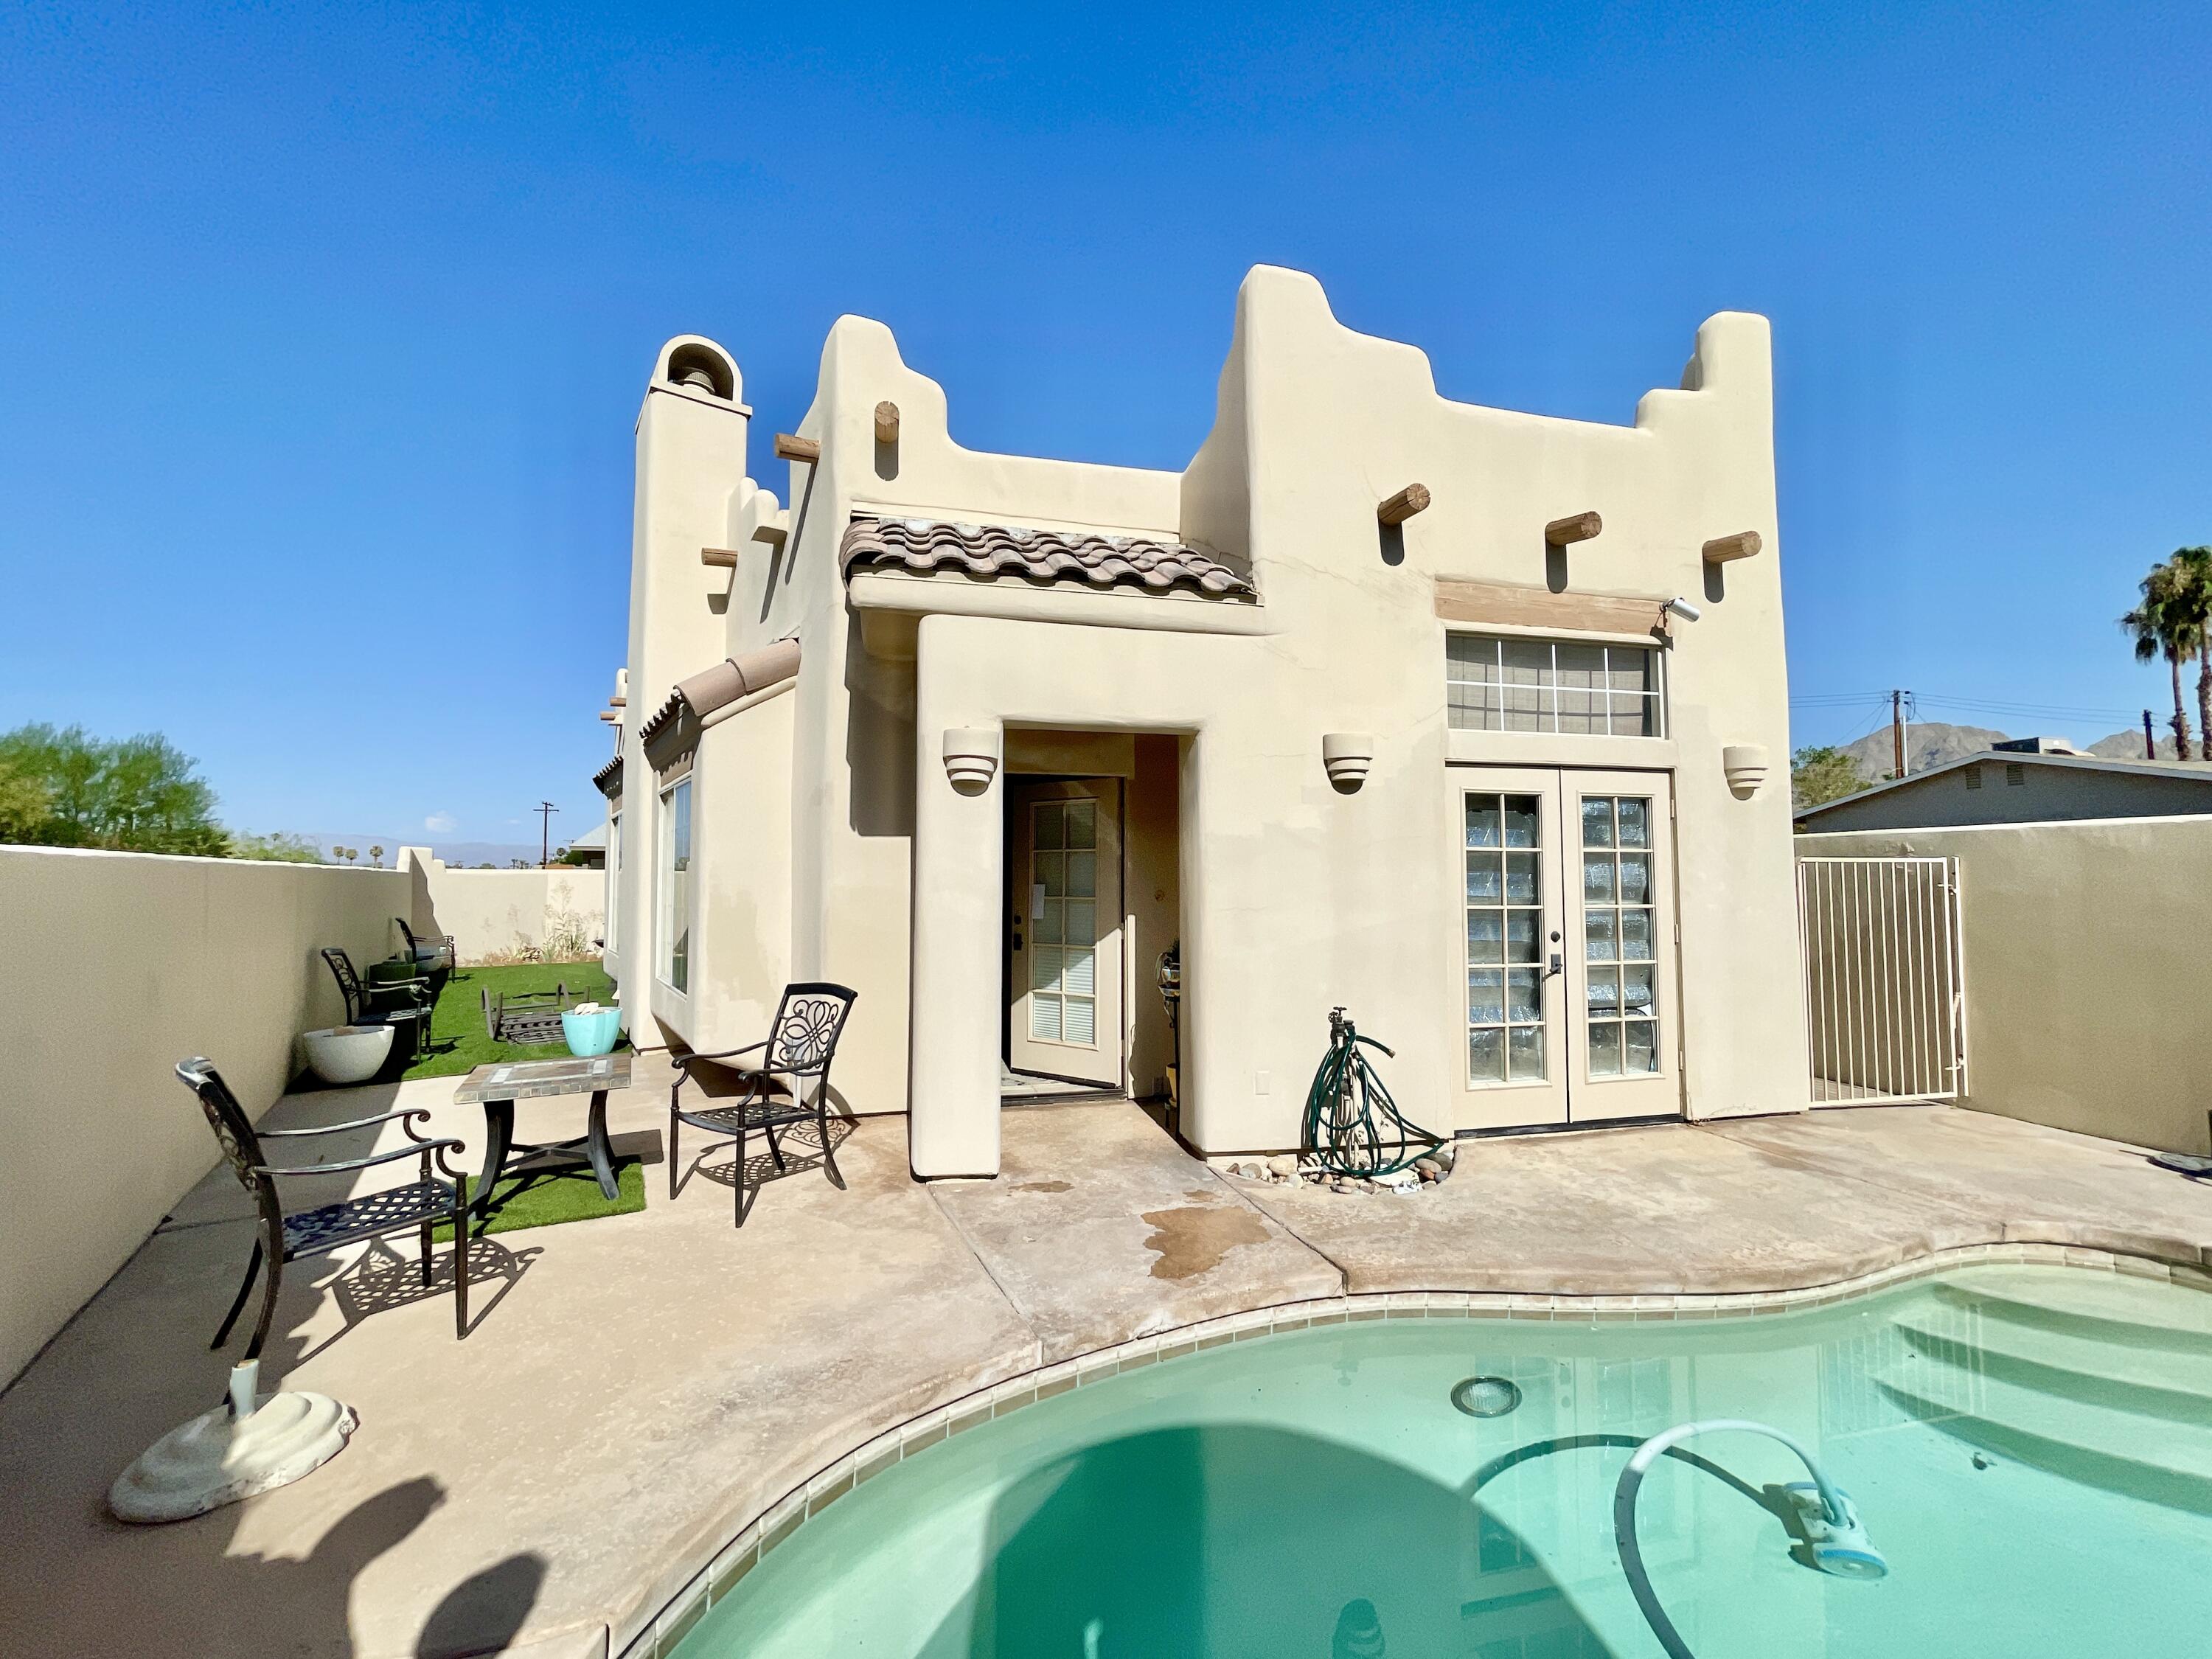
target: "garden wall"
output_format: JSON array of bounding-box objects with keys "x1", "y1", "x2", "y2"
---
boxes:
[
  {"x1": 1796, "y1": 815, "x2": 2212, "y2": 1155},
  {"x1": 397, "y1": 847, "x2": 606, "y2": 964},
  {"x1": 0, "y1": 846, "x2": 406, "y2": 1387}
]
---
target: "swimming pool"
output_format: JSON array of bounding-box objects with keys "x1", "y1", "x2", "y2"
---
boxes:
[{"x1": 675, "y1": 1263, "x2": 2212, "y2": 1657}]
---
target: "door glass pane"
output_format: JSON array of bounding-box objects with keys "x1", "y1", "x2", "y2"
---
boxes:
[
  {"x1": 1577, "y1": 795, "x2": 1660, "y2": 1084},
  {"x1": 1032, "y1": 797, "x2": 1099, "y2": 1048},
  {"x1": 1625, "y1": 1020, "x2": 1658, "y2": 1073},
  {"x1": 1464, "y1": 790, "x2": 1547, "y2": 1087},
  {"x1": 1589, "y1": 1020, "x2": 1622, "y2": 1077}
]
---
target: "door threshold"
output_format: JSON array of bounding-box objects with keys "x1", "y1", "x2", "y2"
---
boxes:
[{"x1": 1460, "y1": 1114, "x2": 1682, "y2": 1141}]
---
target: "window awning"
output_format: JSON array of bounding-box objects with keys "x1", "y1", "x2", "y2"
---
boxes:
[
  {"x1": 636, "y1": 639, "x2": 801, "y2": 748},
  {"x1": 841, "y1": 515, "x2": 1256, "y2": 601}
]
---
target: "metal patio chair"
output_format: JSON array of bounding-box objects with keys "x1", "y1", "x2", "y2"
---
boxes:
[
  {"x1": 394, "y1": 916, "x2": 458, "y2": 976},
  {"x1": 321, "y1": 947, "x2": 431, "y2": 1062},
  {"x1": 178, "y1": 1057, "x2": 473, "y2": 1354},
  {"x1": 481, "y1": 981, "x2": 572, "y2": 1046},
  {"x1": 667, "y1": 983, "x2": 858, "y2": 1225}
]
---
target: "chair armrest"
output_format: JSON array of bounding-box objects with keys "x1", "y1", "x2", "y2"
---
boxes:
[
  {"x1": 257, "y1": 1137, "x2": 466, "y2": 1178},
  {"x1": 673, "y1": 1040, "x2": 769, "y2": 1074},
  {"x1": 260, "y1": 1107, "x2": 434, "y2": 1139}
]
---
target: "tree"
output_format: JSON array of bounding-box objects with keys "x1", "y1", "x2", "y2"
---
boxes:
[
  {"x1": 369, "y1": 844, "x2": 385, "y2": 867},
  {"x1": 0, "y1": 754, "x2": 51, "y2": 842},
  {"x1": 1791, "y1": 745, "x2": 1872, "y2": 811},
  {"x1": 2168, "y1": 546, "x2": 2212, "y2": 761},
  {"x1": 2121, "y1": 559, "x2": 2205, "y2": 761},
  {"x1": 231, "y1": 831, "x2": 322, "y2": 863},
  {"x1": 0, "y1": 724, "x2": 227, "y2": 855}
]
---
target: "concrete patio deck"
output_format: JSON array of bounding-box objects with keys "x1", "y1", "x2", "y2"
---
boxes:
[{"x1": 5, "y1": 1062, "x2": 2211, "y2": 1659}]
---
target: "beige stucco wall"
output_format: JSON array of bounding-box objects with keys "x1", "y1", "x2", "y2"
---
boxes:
[
  {"x1": 610, "y1": 265, "x2": 1807, "y2": 1175},
  {"x1": 0, "y1": 846, "x2": 404, "y2": 1386},
  {"x1": 1797, "y1": 818, "x2": 2212, "y2": 1154},
  {"x1": 398, "y1": 848, "x2": 605, "y2": 965}
]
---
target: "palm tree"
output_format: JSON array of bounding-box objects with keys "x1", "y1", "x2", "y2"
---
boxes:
[
  {"x1": 2170, "y1": 547, "x2": 2212, "y2": 760},
  {"x1": 369, "y1": 844, "x2": 384, "y2": 868},
  {"x1": 2122, "y1": 559, "x2": 2202, "y2": 759}
]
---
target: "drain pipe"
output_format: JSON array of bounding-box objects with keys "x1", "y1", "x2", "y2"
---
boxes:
[{"x1": 1613, "y1": 1419, "x2": 1887, "y2": 1658}]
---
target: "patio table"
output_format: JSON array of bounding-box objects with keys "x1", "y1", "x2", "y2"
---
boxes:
[{"x1": 452, "y1": 1054, "x2": 632, "y2": 1220}]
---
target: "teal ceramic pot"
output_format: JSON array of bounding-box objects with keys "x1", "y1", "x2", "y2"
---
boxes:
[{"x1": 562, "y1": 1006, "x2": 622, "y2": 1057}]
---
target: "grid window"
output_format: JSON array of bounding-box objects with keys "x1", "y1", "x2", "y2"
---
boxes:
[
  {"x1": 1581, "y1": 795, "x2": 1657, "y2": 1077},
  {"x1": 1029, "y1": 799, "x2": 1099, "y2": 1045},
  {"x1": 1465, "y1": 792, "x2": 1547, "y2": 1085},
  {"x1": 1447, "y1": 635, "x2": 1662, "y2": 737},
  {"x1": 660, "y1": 779, "x2": 691, "y2": 993}
]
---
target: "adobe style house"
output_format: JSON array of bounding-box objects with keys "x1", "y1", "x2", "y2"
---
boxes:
[{"x1": 597, "y1": 266, "x2": 1806, "y2": 1178}]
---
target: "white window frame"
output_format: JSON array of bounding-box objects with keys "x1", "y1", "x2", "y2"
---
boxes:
[
  {"x1": 1446, "y1": 633, "x2": 1666, "y2": 738},
  {"x1": 606, "y1": 808, "x2": 622, "y2": 946},
  {"x1": 658, "y1": 778, "x2": 692, "y2": 994}
]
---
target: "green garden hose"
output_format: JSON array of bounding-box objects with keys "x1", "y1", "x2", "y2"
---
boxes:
[{"x1": 1301, "y1": 1006, "x2": 1445, "y2": 1178}]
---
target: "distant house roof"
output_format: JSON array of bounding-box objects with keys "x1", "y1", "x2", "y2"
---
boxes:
[
  {"x1": 1795, "y1": 749, "x2": 2212, "y2": 831},
  {"x1": 568, "y1": 821, "x2": 606, "y2": 850},
  {"x1": 636, "y1": 638, "x2": 801, "y2": 748},
  {"x1": 841, "y1": 515, "x2": 1257, "y2": 601}
]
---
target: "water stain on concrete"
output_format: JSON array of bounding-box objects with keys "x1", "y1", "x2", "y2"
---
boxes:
[
  {"x1": 1012, "y1": 1180, "x2": 1073, "y2": 1194},
  {"x1": 1140, "y1": 1204, "x2": 1272, "y2": 1281}
]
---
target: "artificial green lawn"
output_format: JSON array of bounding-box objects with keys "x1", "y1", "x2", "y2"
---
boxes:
[
  {"x1": 401, "y1": 960, "x2": 628, "y2": 1082},
  {"x1": 430, "y1": 1155, "x2": 645, "y2": 1240}
]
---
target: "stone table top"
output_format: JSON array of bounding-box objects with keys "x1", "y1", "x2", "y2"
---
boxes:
[{"x1": 451, "y1": 1053, "x2": 630, "y2": 1104}]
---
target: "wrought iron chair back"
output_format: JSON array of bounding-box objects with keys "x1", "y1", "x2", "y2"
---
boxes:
[
  {"x1": 768, "y1": 982, "x2": 859, "y2": 1077},
  {"x1": 321, "y1": 947, "x2": 372, "y2": 1025}
]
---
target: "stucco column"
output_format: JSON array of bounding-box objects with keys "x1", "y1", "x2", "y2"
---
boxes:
[{"x1": 909, "y1": 622, "x2": 1004, "y2": 1178}]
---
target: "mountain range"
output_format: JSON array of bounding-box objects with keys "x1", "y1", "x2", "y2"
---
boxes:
[{"x1": 1833, "y1": 720, "x2": 2182, "y2": 782}]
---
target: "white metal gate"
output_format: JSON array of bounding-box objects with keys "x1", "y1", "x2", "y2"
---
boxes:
[{"x1": 1795, "y1": 856, "x2": 1967, "y2": 1105}]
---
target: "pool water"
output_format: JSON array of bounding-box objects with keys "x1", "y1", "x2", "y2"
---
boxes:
[{"x1": 678, "y1": 1265, "x2": 2212, "y2": 1657}]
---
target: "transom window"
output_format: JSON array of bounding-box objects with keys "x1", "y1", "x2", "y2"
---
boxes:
[{"x1": 1447, "y1": 635, "x2": 1662, "y2": 737}]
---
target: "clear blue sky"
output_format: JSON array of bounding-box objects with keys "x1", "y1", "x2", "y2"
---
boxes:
[{"x1": 4, "y1": 3, "x2": 2206, "y2": 840}]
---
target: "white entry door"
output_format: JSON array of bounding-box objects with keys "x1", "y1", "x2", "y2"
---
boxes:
[
  {"x1": 1453, "y1": 768, "x2": 1679, "y2": 1130},
  {"x1": 1007, "y1": 779, "x2": 1124, "y2": 1088}
]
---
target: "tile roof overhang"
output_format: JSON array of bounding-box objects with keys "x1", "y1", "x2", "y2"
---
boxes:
[
  {"x1": 635, "y1": 639, "x2": 801, "y2": 749},
  {"x1": 592, "y1": 754, "x2": 623, "y2": 799},
  {"x1": 841, "y1": 515, "x2": 1256, "y2": 602}
]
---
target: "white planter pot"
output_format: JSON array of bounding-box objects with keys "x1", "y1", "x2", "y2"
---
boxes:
[{"x1": 302, "y1": 1025, "x2": 394, "y2": 1086}]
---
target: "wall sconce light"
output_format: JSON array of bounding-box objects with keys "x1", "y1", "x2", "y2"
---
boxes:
[
  {"x1": 1322, "y1": 733, "x2": 1374, "y2": 792},
  {"x1": 942, "y1": 728, "x2": 1001, "y2": 795},
  {"x1": 1722, "y1": 744, "x2": 1770, "y2": 797}
]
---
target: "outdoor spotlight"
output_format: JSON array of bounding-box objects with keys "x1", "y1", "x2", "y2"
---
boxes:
[{"x1": 1664, "y1": 597, "x2": 1702, "y2": 623}]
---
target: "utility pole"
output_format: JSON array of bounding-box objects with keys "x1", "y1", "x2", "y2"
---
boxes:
[
  {"x1": 535, "y1": 801, "x2": 558, "y2": 869},
  {"x1": 1891, "y1": 689, "x2": 1907, "y2": 780},
  {"x1": 2144, "y1": 710, "x2": 2157, "y2": 760}
]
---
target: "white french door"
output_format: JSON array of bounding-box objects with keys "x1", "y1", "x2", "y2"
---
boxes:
[
  {"x1": 1006, "y1": 779, "x2": 1125, "y2": 1088},
  {"x1": 1453, "y1": 768, "x2": 1679, "y2": 1130}
]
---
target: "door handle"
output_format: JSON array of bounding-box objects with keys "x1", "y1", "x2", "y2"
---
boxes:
[{"x1": 1548, "y1": 953, "x2": 1564, "y2": 977}]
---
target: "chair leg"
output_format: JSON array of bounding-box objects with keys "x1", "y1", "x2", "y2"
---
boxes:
[
  {"x1": 818, "y1": 1095, "x2": 846, "y2": 1192},
  {"x1": 211, "y1": 1239, "x2": 263, "y2": 1350},
  {"x1": 765, "y1": 1119, "x2": 787, "y2": 1172},
  {"x1": 668, "y1": 1104, "x2": 681, "y2": 1200},
  {"x1": 419, "y1": 1214, "x2": 432, "y2": 1287},
  {"x1": 734, "y1": 1120, "x2": 748, "y2": 1228},
  {"x1": 453, "y1": 1195, "x2": 470, "y2": 1340}
]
